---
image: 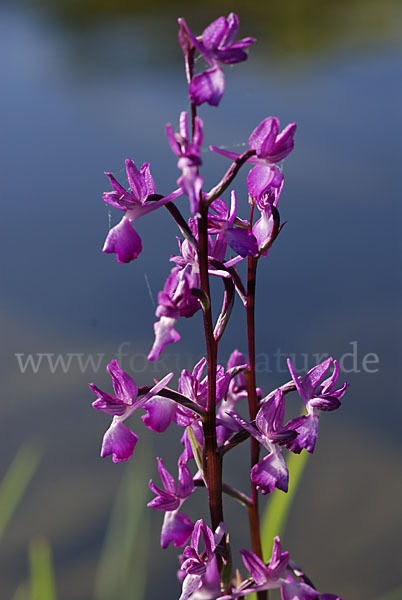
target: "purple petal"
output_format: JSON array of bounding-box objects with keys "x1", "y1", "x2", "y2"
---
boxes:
[
  {"x1": 177, "y1": 18, "x2": 210, "y2": 65},
  {"x1": 200, "y1": 521, "x2": 216, "y2": 559},
  {"x1": 178, "y1": 369, "x2": 196, "y2": 402},
  {"x1": 225, "y1": 227, "x2": 259, "y2": 257},
  {"x1": 103, "y1": 172, "x2": 135, "y2": 210},
  {"x1": 267, "y1": 536, "x2": 289, "y2": 580},
  {"x1": 161, "y1": 510, "x2": 194, "y2": 549},
  {"x1": 125, "y1": 158, "x2": 148, "y2": 201},
  {"x1": 253, "y1": 204, "x2": 274, "y2": 252},
  {"x1": 256, "y1": 390, "x2": 285, "y2": 437},
  {"x1": 202, "y1": 16, "x2": 228, "y2": 50},
  {"x1": 281, "y1": 581, "x2": 320, "y2": 600},
  {"x1": 178, "y1": 463, "x2": 196, "y2": 499},
  {"x1": 216, "y1": 47, "x2": 250, "y2": 64},
  {"x1": 249, "y1": 117, "x2": 279, "y2": 157},
  {"x1": 271, "y1": 122, "x2": 297, "y2": 162},
  {"x1": 189, "y1": 67, "x2": 225, "y2": 107},
  {"x1": 179, "y1": 574, "x2": 202, "y2": 600},
  {"x1": 302, "y1": 358, "x2": 333, "y2": 398},
  {"x1": 166, "y1": 123, "x2": 181, "y2": 157},
  {"x1": 102, "y1": 217, "x2": 142, "y2": 264},
  {"x1": 147, "y1": 316, "x2": 180, "y2": 362},
  {"x1": 90, "y1": 385, "x2": 127, "y2": 416},
  {"x1": 156, "y1": 457, "x2": 177, "y2": 494},
  {"x1": 194, "y1": 555, "x2": 221, "y2": 598},
  {"x1": 287, "y1": 358, "x2": 307, "y2": 404},
  {"x1": 141, "y1": 396, "x2": 176, "y2": 432},
  {"x1": 192, "y1": 357, "x2": 207, "y2": 383},
  {"x1": 287, "y1": 414, "x2": 319, "y2": 454},
  {"x1": 193, "y1": 116, "x2": 204, "y2": 152},
  {"x1": 240, "y1": 549, "x2": 271, "y2": 585},
  {"x1": 100, "y1": 421, "x2": 138, "y2": 463},
  {"x1": 209, "y1": 145, "x2": 241, "y2": 161},
  {"x1": 309, "y1": 395, "x2": 341, "y2": 412},
  {"x1": 107, "y1": 359, "x2": 138, "y2": 404},
  {"x1": 139, "y1": 161, "x2": 156, "y2": 197},
  {"x1": 319, "y1": 359, "x2": 340, "y2": 394},
  {"x1": 251, "y1": 449, "x2": 288, "y2": 494},
  {"x1": 147, "y1": 483, "x2": 179, "y2": 511},
  {"x1": 247, "y1": 165, "x2": 283, "y2": 200},
  {"x1": 221, "y1": 13, "x2": 239, "y2": 45},
  {"x1": 227, "y1": 410, "x2": 267, "y2": 448},
  {"x1": 178, "y1": 169, "x2": 203, "y2": 214}
]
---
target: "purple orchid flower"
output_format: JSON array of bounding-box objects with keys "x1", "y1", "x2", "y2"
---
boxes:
[
  {"x1": 102, "y1": 158, "x2": 182, "y2": 263},
  {"x1": 208, "y1": 191, "x2": 259, "y2": 258},
  {"x1": 286, "y1": 357, "x2": 348, "y2": 454},
  {"x1": 148, "y1": 457, "x2": 195, "y2": 549},
  {"x1": 148, "y1": 265, "x2": 201, "y2": 362},
  {"x1": 252, "y1": 180, "x2": 284, "y2": 256},
  {"x1": 178, "y1": 13, "x2": 255, "y2": 107},
  {"x1": 216, "y1": 349, "x2": 249, "y2": 444},
  {"x1": 228, "y1": 389, "x2": 302, "y2": 494},
  {"x1": 218, "y1": 538, "x2": 327, "y2": 600},
  {"x1": 180, "y1": 554, "x2": 222, "y2": 600},
  {"x1": 217, "y1": 537, "x2": 289, "y2": 599},
  {"x1": 141, "y1": 394, "x2": 177, "y2": 433},
  {"x1": 179, "y1": 519, "x2": 225, "y2": 600},
  {"x1": 89, "y1": 360, "x2": 173, "y2": 463},
  {"x1": 174, "y1": 357, "x2": 231, "y2": 465},
  {"x1": 166, "y1": 112, "x2": 204, "y2": 214},
  {"x1": 210, "y1": 116, "x2": 296, "y2": 200},
  {"x1": 170, "y1": 216, "x2": 229, "y2": 279}
]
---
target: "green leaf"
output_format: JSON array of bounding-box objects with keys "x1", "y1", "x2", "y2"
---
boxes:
[
  {"x1": 29, "y1": 537, "x2": 57, "y2": 600},
  {"x1": 261, "y1": 450, "x2": 309, "y2": 559},
  {"x1": 94, "y1": 442, "x2": 151, "y2": 600},
  {"x1": 187, "y1": 425, "x2": 207, "y2": 486},
  {"x1": 0, "y1": 442, "x2": 42, "y2": 542}
]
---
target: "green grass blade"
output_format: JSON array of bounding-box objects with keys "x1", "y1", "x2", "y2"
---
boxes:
[
  {"x1": 29, "y1": 537, "x2": 57, "y2": 600},
  {"x1": 261, "y1": 450, "x2": 309, "y2": 559},
  {"x1": 375, "y1": 585, "x2": 402, "y2": 600},
  {"x1": 12, "y1": 584, "x2": 29, "y2": 600},
  {"x1": 94, "y1": 442, "x2": 151, "y2": 600},
  {"x1": 0, "y1": 442, "x2": 42, "y2": 541}
]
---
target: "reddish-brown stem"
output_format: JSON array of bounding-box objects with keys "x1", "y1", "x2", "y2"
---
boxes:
[
  {"x1": 198, "y1": 201, "x2": 224, "y2": 532},
  {"x1": 247, "y1": 250, "x2": 267, "y2": 600}
]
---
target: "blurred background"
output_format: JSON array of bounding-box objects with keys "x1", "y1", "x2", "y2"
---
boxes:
[{"x1": 1, "y1": 0, "x2": 401, "y2": 598}]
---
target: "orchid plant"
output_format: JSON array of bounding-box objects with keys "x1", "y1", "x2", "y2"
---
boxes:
[{"x1": 90, "y1": 13, "x2": 348, "y2": 600}]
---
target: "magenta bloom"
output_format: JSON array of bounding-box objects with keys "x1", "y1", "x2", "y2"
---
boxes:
[
  {"x1": 216, "y1": 349, "x2": 249, "y2": 444},
  {"x1": 252, "y1": 180, "x2": 284, "y2": 255},
  {"x1": 179, "y1": 13, "x2": 255, "y2": 107},
  {"x1": 102, "y1": 158, "x2": 181, "y2": 262},
  {"x1": 218, "y1": 538, "x2": 338, "y2": 599},
  {"x1": 286, "y1": 357, "x2": 348, "y2": 454},
  {"x1": 148, "y1": 265, "x2": 201, "y2": 362},
  {"x1": 228, "y1": 390, "x2": 301, "y2": 494},
  {"x1": 166, "y1": 112, "x2": 203, "y2": 213},
  {"x1": 211, "y1": 117, "x2": 296, "y2": 200},
  {"x1": 208, "y1": 191, "x2": 259, "y2": 258},
  {"x1": 170, "y1": 216, "x2": 229, "y2": 278},
  {"x1": 89, "y1": 360, "x2": 173, "y2": 462},
  {"x1": 179, "y1": 519, "x2": 224, "y2": 600},
  {"x1": 148, "y1": 457, "x2": 195, "y2": 549}
]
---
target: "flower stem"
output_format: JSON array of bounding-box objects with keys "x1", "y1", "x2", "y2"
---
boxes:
[
  {"x1": 246, "y1": 253, "x2": 267, "y2": 600},
  {"x1": 198, "y1": 200, "x2": 224, "y2": 532}
]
